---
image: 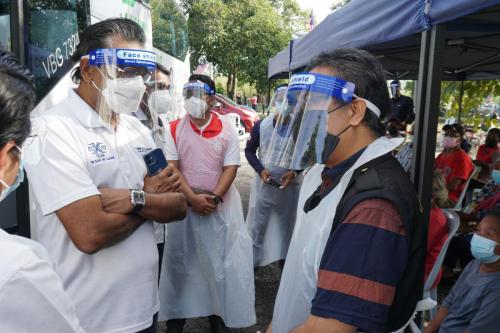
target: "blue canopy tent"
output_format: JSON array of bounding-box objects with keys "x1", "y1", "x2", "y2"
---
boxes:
[
  {"x1": 267, "y1": 0, "x2": 500, "y2": 226},
  {"x1": 269, "y1": 0, "x2": 500, "y2": 79}
]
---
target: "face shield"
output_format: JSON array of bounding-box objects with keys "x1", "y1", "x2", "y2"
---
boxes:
[
  {"x1": 390, "y1": 81, "x2": 399, "y2": 98},
  {"x1": 264, "y1": 72, "x2": 381, "y2": 170},
  {"x1": 182, "y1": 82, "x2": 215, "y2": 119},
  {"x1": 267, "y1": 86, "x2": 288, "y2": 115},
  {"x1": 87, "y1": 48, "x2": 156, "y2": 124}
]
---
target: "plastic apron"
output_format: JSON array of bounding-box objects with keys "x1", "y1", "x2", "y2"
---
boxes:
[
  {"x1": 159, "y1": 115, "x2": 256, "y2": 327},
  {"x1": 272, "y1": 137, "x2": 403, "y2": 333},
  {"x1": 246, "y1": 116, "x2": 302, "y2": 267}
]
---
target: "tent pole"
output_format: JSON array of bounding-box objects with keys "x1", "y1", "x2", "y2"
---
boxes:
[
  {"x1": 412, "y1": 24, "x2": 445, "y2": 229},
  {"x1": 458, "y1": 80, "x2": 464, "y2": 123}
]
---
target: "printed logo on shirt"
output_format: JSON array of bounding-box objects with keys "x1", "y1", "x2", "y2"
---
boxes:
[
  {"x1": 136, "y1": 147, "x2": 153, "y2": 156},
  {"x1": 87, "y1": 142, "x2": 116, "y2": 166}
]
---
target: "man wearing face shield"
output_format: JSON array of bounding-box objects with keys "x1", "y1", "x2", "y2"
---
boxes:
[
  {"x1": 265, "y1": 49, "x2": 425, "y2": 333},
  {"x1": 388, "y1": 80, "x2": 415, "y2": 129},
  {"x1": 24, "y1": 19, "x2": 187, "y2": 333},
  {"x1": 245, "y1": 84, "x2": 302, "y2": 267},
  {"x1": 136, "y1": 62, "x2": 174, "y2": 271},
  {"x1": 159, "y1": 74, "x2": 256, "y2": 332},
  {"x1": 0, "y1": 50, "x2": 85, "y2": 332}
]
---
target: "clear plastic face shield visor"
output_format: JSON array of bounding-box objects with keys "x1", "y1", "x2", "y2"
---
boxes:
[
  {"x1": 142, "y1": 67, "x2": 176, "y2": 145},
  {"x1": 85, "y1": 48, "x2": 156, "y2": 124},
  {"x1": 267, "y1": 86, "x2": 288, "y2": 115},
  {"x1": 390, "y1": 81, "x2": 400, "y2": 98},
  {"x1": 264, "y1": 72, "x2": 381, "y2": 170},
  {"x1": 182, "y1": 82, "x2": 215, "y2": 119}
]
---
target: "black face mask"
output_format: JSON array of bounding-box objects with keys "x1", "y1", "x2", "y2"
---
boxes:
[
  {"x1": 485, "y1": 137, "x2": 497, "y2": 147},
  {"x1": 321, "y1": 125, "x2": 351, "y2": 164},
  {"x1": 321, "y1": 104, "x2": 351, "y2": 164}
]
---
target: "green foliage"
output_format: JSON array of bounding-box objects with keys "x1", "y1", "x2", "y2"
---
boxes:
[
  {"x1": 181, "y1": 0, "x2": 307, "y2": 97},
  {"x1": 440, "y1": 80, "x2": 499, "y2": 130},
  {"x1": 330, "y1": 0, "x2": 351, "y2": 11}
]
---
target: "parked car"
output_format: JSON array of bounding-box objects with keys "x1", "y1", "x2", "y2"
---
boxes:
[{"x1": 213, "y1": 93, "x2": 260, "y2": 132}]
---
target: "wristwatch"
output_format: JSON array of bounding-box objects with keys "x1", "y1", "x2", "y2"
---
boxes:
[
  {"x1": 213, "y1": 195, "x2": 224, "y2": 205},
  {"x1": 130, "y1": 189, "x2": 145, "y2": 213}
]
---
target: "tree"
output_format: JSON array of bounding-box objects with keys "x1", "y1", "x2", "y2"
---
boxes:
[
  {"x1": 440, "y1": 80, "x2": 499, "y2": 130},
  {"x1": 330, "y1": 0, "x2": 351, "y2": 12},
  {"x1": 180, "y1": 0, "x2": 306, "y2": 98}
]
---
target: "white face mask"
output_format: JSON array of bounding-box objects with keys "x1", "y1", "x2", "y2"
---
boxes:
[
  {"x1": 97, "y1": 76, "x2": 146, "y2": 114},
  {"x1": 184, "y1": 97, "x2": 208, "y2": 118},
  {"x1": 148, "y1": 90, "x2": 172, "y2": 115}
]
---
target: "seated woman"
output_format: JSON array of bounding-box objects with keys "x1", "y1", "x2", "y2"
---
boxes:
[
  {"x1": 475, "y1": 128, "x2": 500, "y2": 181},
  {"x1": 425, "y1": 172, "x2": 450, "y2": 289},
  {"x1": 425, "y1": 210, "x2": 500, "y2": 333},
  {"x1": 435, "y1": 123, "x2": 474, "y2": 206}
]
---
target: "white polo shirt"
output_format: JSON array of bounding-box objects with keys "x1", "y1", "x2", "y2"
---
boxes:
[
  {"x1": 0, "y1": 229, "x2": 85, "y2": 333},
  {"x1": 25, "y1": 89, "x2": 159, "y2": 333}
]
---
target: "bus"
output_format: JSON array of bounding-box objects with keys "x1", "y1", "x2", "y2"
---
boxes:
[{"x1": 0, "y1": 0, "x2": 190, "y2": 237}]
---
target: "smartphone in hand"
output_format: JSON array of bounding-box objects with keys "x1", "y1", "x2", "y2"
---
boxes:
[
  {"x1": 143, "y1": 148, "x2": 168, "y2": 176},
  {"x1": 267, "y1": 178, "x2": 281, "y2": 188}
]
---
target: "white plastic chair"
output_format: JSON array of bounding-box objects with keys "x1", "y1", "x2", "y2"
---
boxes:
[
  {"x1": 226, "y1": 113, "x2": 245, "y2": 136},
  {"x1": 453, "y1": 166, "x2": 479, "y2": 211},
  {"x1": 392, "y1": 209, "x2": 460, "y2": 333}
]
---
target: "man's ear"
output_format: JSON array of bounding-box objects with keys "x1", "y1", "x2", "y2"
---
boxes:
[
  {"x1": 348, "y1": 99, "x2": 367, "y2": 127},
  {"x1": 79, "y1": 58, "x2": 94, "y2": 83},
  {"x1": 0, "y1": 141, "x2": 16, "y2": 180}
]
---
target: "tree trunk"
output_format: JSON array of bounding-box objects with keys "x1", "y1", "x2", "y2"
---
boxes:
[
  {"x1": 226, "y1": 74, "x2": 232, "y2": 96},
  {"x1": 230, "y1": 71, "x2": 237, "y2": 99}
]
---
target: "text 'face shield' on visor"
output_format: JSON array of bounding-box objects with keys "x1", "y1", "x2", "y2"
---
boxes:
[
  {"x1": 263, "y1": 72, "x2": 355, "y2": 170},
  {"x1": 88, "y1": 48, "x2": 156, "y2": 123}
]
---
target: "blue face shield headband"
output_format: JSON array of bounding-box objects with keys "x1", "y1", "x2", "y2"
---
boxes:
[
  {"x1": 182, "y1": 82, "x2": 215, "y2": 97},
  {"x1": 88, "y1": 48, "x2": 157, "y2": 70},
  {"x1": 287, "y1": 72, "x2": 381, "y2": 117}
]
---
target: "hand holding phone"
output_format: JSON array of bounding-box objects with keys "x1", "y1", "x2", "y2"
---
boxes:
[{"x1": 143, "y1": 148, "x2": 168, "y2": 176}]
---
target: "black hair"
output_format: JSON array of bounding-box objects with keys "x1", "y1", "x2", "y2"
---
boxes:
[
  {"x1": 155, "y1": 62, "x2": 171, "y2": 77},
  {"x1": 307, "y1": 48, "x2": 390, "y2": 136},
  {"x1": 188, "y1": 74, "x2": 216, "y2": 95},
  {"x1": 488, "y1": 127, "x2": 500, "y2": 138},
  {"x1": 275, "y1": 83, "x2": 288, "y2": 90},
  {"x1": 71, "y1": 18, "x2": 146, "y2": 83},
  {"x1": 0, "y1": 50, "x2": 35, "y2": 152},
  {"x1": 390, "y1": 80, "x2": 400, "y2": 86}
]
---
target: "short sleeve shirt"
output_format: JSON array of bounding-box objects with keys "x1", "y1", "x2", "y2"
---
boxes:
[
  {"x1": 440, "y1": 260, "x2": 500, "y2": 333},
  {"x1": 25, "y1": 89, "x2": 160, "y2": 333},
  {"x1": 476, "y1": 144, "x2": 497, "y2": 165},
  {"x1": 311, "y1": 199, "x2": 408, "y2": 332},
  {"x1": 0, "y1": 230, "x2": 84, "y2": 333},
  {"x1": 434, "y1": 149, "x2": 474, "y2": 202},
  {"x1": 165, "y1": 112, "x2": 241, "y2": 166}
]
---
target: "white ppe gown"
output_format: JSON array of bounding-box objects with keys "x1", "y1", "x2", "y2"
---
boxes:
[
  {"x1": 159, "y1": 114, "x2": 256, "y2": 327},
  {"x1": 271, "y1": 137, "x2": 403, "y2": 333}
]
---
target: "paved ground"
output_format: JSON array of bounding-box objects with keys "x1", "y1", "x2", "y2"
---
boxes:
[{"x1": 159, "y1": 136, "x2": 283, "y2": 333}]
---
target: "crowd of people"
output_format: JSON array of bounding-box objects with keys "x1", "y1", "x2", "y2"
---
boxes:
[{"x1": 0, "y1": 18, "x2": 499, "y2": 333}]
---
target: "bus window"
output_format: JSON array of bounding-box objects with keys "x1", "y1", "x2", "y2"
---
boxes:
[
  {"x1": 151, "y1": 0, "x2": 188, "y2": 61},
  {"x1": 0, "y1": 0, "x2": 10, "y2": 51},
  {"x1": 24, "y1": 0, "x2": 89, "y2": 101}
]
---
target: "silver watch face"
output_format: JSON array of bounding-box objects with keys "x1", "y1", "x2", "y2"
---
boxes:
[{"x1": 132, "y1": 190, "x2": 145, "y2": 205}]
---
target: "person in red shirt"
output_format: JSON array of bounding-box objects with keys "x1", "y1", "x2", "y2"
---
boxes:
[
  {"x1": 426, "y1": 171, "x2": 450, "y2": 289},
  {"x1": 476, "y1": 128, "x2": 500, "y2": 180},
  {"x1": 435, "y1": 123, "x2": 474, "y2": 204}
]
